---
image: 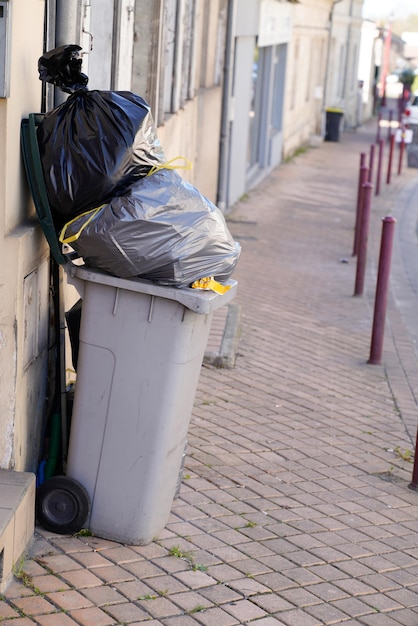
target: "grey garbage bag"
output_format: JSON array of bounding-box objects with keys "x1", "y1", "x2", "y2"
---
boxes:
[{"x1": 60, "y1": 168, "x2": 241, "y2": 288}]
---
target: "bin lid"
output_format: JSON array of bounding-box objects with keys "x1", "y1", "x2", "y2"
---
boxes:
[
  {"x1": 67, "y1": 264, "x2": 238, "y2": 314},
  {"x1": 325, "y1": 107, "x2": 344, "y2": 114}
]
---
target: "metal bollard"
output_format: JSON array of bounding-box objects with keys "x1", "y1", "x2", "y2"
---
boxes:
[
  {"x1": 398, "y1": 130, "x2": 406, "y2": 176},
  {"x1": 368, "y1": 144, "x2": 375, "y2": 183},
  {"x1": 376, "y1": 112, "x2": 382, "y2": 143},
  {"x1": 408, "y1": 429, "x2": 418, "y2": 492},
  {"x1": 354, "y1": 182, "x2": 373, "y2": 296},
  {"x1": 353, "y1": 160, "x2": 369, "y2": 256},
  {"x1": 375, "y1": 139, "x2": 384, "y2": 196},
  {"x1": 386, "y1": 134, "x2": 395, "y2": 185},
  {"x1": 387, "y1": 109, "x2": 393, "y2": 141},
  {"x1": 368, "y1": 216, "x2": 396, "y2": 365}
]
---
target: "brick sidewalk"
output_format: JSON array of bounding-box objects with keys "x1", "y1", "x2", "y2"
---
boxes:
[{"x1": 2, "y1": 120, "x2": 418, "y2": 625}]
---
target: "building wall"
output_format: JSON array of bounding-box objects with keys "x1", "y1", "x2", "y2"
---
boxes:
[
  {"x1": 0, "y1": 0, "x2": 48, "y2": 471},
  {"x1": 281, "y1": 0, "x2": 364, "y2": 159},
  {"x1": 329, "y1": 0, "x2": 364, "y2": 129},
  {"x1": 358, "y1": 20, "x2": 380, "y2": 121},
  {"x1": 226, "y1": 0, "x2": 292, "y2": 208},
  {"x1": 282, "y1": 0, "x2": 332, "y2": 159},
  {"x1": 132, "y1": 0, "x2": 227, "y2": 204}
]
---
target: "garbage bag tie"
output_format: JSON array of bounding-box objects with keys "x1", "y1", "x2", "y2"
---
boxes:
[
  {"x1": 146, "y1": 156, "x2": 192, "y2": 177},
  {"x1": 59, "y1": 205, "x2": 105, "y2": 244},
  {"x1": 191, "y1": 277, "x2": 231, "y2": 294}
]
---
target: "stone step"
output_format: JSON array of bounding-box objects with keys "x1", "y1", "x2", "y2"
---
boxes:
[{"x1": 0, "y1": 470, "x2": 36, "y2": 592}]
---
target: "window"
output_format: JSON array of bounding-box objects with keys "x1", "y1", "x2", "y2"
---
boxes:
[{"x1": 160, "y1": 0, "x2": 197, "y2": 118}]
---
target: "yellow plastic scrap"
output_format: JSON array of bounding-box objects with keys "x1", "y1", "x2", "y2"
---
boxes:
[{"x1": 191, "y1": 276, "x2": 231, "y2": 294}]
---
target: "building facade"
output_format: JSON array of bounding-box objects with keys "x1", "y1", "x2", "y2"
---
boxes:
[{"x1": 0, "y1": 0, "x2": 367, "y2": 579}]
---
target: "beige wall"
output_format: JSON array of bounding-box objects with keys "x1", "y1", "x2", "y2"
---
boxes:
[
  {"x1": 132, "y1": 0, "x2": 226, "y2": 205},
  {"x1": 330, "y1": 0, "x2": 364, "y2": 128},
  {"x1": 282, "y1": 0, "x2": 364, "y2": 158},
  {"x1": 282, "y1": 0, "x2": 332, "y2": 158},
  {"x1": 0, "y1": 0, "x2": 48, "y2": 471},
  {"x1": 156, "y1": 86, "x2": 223, "y2": 203}
]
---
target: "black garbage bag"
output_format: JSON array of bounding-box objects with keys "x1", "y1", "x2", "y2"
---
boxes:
[
  {"x1": 59, "y1": 168, "x2": 241, "y2": 288},
  {"x1": 38, "y1": 44, "x2": 88, "y2": 93},
  {"x1": 37, "y1": 45, "x2": 165, "y2": 227}
]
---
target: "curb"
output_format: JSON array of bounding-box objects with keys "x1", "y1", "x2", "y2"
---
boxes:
[{"x1": 204, "y1": 302, "x2": 241, "y2": 368}]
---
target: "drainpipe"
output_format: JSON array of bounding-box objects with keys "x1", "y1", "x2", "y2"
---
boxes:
[
  {"x1": 55, "y1": 0, "x2": 83, "y2": 105},
  {"x1": 322, "y1": 0, "x2": 343, "y2": 136},
  {"x1": 217, "y1": 0, "x2": 237, "y2": 214}
]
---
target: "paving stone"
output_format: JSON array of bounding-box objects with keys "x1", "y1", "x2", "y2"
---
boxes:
[
  {"x1": 112, "y1": 579, "x2": 158, "y2": 601},
  {"x1": 168, "y1": 590, "x2": 213, "y2": 612},
  {"x1": 59, "y1": 568, "x2": 104, "y2": 588},
  {"x1": 70, "y1": 551, "x2": 117, "y2": 568},
  {"x1": 332, "y1": 596, "x2": 378, "y2": 618},
  {"x1": 142, "y1": 573, "x2": 189, "y2": 596},
  {"x1": 358, "y1": 613, "x2": 410, "y2": 625},
  {"x1": 11, "y1": 595, "x2": 57, "y2": 616},
  {"x1": 272, "y1": 608, "x2": 323, "y2": 626},
  {"x1": 24, "y1": 574, "x2": 70, "y2": 593},
  {"x1": 305, "y1": 601, "x2": 355, "y2": 624},
  {"x1": 189, "y1": 606, "x2": 240, "y2": 625},
  {"x1": 250, "y1": 592, "x2": 295, "y2": 613},
  {"x1": 161, "y1": 616, "x2": 202, "y2": 626},
  {"x1": 36, "y1": 614, "x2": 80, "y2": 626},
  {"x1": 386, "y1": 608, "x2": 418, "y2": 625},
  {"x1": 173, "y1": 570, "x2": 218, "y2": 589},
  {"x1": 225, "y1": 576, "x2": 271, "y2": 596},
  {"x1": 0, "y1": 600, "x2": 20, "y2": 619},
  {"x1": 386, "y1": 588, "x2": 418, "y2": 607},
  {"x1": 80, "y1": 585, "x2": 126, "y2": 606},
  {"x1": 48, "y1": 537, "x2": 94, "y2": 555},
  {"x1": 361, "y1": 592, "x2": 404, "y2": 613},
  {"x1": 68, "y1": 606, "x2": 116, "y2": 626},
  {"x1": 222, "y1": 598, "x2": 267, "y2": 622},
  {"x1": 46, "y1": 590, "x2": 94, "y2": 611},
  {"x1": 3, "y1": 615, "x2": 38, "y2": 626},
  {"x1": 35, "y1": 554, "x2": 81, "y2": 573}
]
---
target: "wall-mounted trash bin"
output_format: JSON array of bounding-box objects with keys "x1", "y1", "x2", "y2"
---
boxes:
[
  {"x1": 65, "y1": 264, "x2": 237, "y2": 545},
  {"x1": 325, "y1": 107, "x2": 344, "y2": 142}
]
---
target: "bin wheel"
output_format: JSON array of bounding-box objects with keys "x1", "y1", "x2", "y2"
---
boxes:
[{"x1": 36, "y1": 476, "x2": 90, "y2": 535}]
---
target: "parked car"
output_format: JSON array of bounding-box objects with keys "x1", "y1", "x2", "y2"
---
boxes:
[{"x1": 403, "y1": 92, "x2": 418, "y2": 125}]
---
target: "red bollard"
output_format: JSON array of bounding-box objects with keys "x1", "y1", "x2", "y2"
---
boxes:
[
  {"x1": 375, "y1": 139, "x2": 384, "y2": 196},
  {"x1": 368, "y1": 144, "x2": 375, "y2": 183},
  {"x1": 387, "y1": 109, "x2": 393, "y2": 141},
  {"x1": 386, "y1": 134, "x2": 395, "y2": 184},
  {"x1": 376, "y1": 112, "x2": 382, "y2": 143},
  {"x1": 398, "y1": 131, "x2": 405, "y2": 176},
  {"x1": 409, "y1": 428, "x2": 418, "y2": 492},
  {"x1": 353, "y1": 162, "x2": 369, "y2": 256},
  {"x1": 368, "y1": 216, "x2": 396, "y2": 365},
  {"x1": 354, "y1": 182, "x2": 373, "y2": 296}
]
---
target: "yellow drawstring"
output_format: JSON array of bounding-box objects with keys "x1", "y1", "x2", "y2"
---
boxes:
[
  {"x1": 191, "y1": 277, "x2": 231, "y2": 294},
  {"x1": 59, "y1": 205, "x2": 105, "y2": 244},
  {"x1": 147, "y1": 156, "x2": 192, "y2": 177}
]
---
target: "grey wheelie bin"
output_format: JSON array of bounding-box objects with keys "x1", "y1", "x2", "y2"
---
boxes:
[
  {"x1": 65, "y1": 265, "x2": 237, "y2": 545},
  {"x1": 21, "y1": 112, "x2": 238, "y2": 545}
]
